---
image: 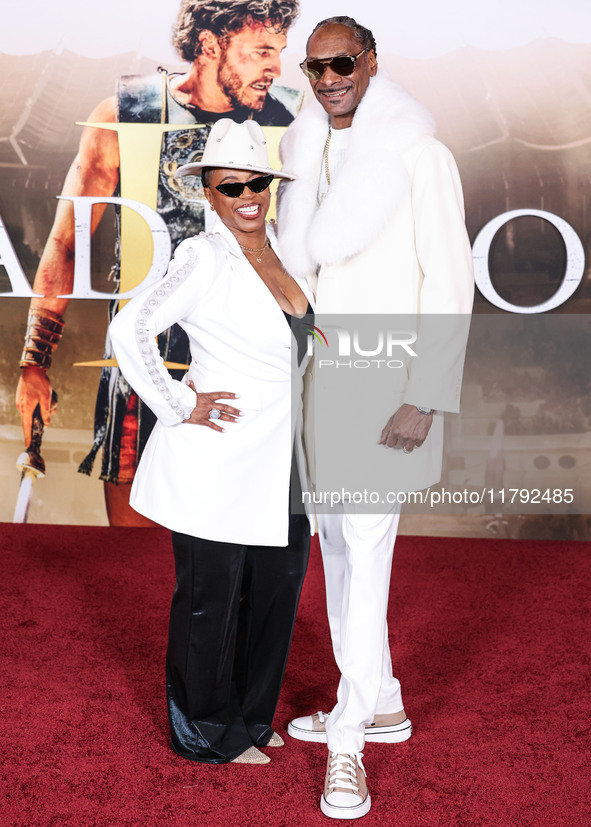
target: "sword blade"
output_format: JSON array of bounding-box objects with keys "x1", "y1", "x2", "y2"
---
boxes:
[{"x1": 13, "y1": 473, "x2": 33, "y2": 524}]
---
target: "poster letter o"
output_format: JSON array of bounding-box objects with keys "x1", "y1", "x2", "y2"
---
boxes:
[{"x1": 472, "y1": 209, "x2": 585, "y2": 313}]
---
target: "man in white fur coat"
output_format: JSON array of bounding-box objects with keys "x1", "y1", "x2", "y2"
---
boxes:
[{"x1": 277, "y1": 16, "x2": 474, "y2": 821}]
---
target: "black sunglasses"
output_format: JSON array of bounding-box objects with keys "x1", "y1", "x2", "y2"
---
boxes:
[
  {"x1": 299, "y1": 48, "x2": 367, "y2": 81},
  {"x1": 215, "y1": 174, "x2": 274, "y2": 198}
]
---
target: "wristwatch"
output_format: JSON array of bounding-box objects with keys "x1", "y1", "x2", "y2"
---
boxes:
[{"x1": 416, "y1": 406, "x2": 434, "y2": 415}]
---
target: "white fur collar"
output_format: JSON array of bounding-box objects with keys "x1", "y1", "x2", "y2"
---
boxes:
[{"x1": 277, "y1": 71, "x2": 435, "y2": 278}]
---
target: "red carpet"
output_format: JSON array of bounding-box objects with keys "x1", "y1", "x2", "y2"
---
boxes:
[{"x1": 1, "y1": 525, "x2": 589, "y2": 826}]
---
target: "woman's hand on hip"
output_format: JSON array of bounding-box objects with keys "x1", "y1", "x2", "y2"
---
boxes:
[{"x1": 183, "y1": 380, "x2": 242, "y2": 432}]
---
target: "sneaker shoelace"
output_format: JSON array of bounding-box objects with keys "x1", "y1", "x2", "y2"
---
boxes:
[{"x1": 326, "y1": 752, "x2": 366, "y2": 795}]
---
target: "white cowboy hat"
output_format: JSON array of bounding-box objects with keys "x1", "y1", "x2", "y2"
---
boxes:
[{"x1": 175, "y1": 118, "x2": 294, "y2": 180}]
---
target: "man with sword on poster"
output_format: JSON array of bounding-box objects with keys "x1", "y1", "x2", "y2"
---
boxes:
[{"x1": 15, "y1": 0, "x2": 301, "y2": 525}]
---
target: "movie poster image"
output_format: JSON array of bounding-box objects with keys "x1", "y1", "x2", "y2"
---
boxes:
[{"x1": 1, "y1": 0, "x2": 591, "y2": 539}]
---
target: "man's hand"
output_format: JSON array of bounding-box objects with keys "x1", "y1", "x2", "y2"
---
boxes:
[
  {"x1": 183, "y1": 381, "x2": 242, "y2": 432},
  {"x1": 16, "y1": 367, "x2": 57, "y2": 442},
  {"x1": 379, "y1": 403, "x2": 433, "y2": 452}
]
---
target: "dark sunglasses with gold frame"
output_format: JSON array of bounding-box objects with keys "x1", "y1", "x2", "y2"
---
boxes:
[{"x1": 299, "y1": 48, "x2": 367, "y2": 81}]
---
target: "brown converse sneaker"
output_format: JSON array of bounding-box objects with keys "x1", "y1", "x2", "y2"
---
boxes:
[
  {"x1": 320, "y1": 752, "x2": 371, "y2": 819},
  {"x1": 288, "y1": 711, "x2": 329, "y2": 742},
  {"x1": 288, "y1": 710, "x2": 412, "y2": 744}
]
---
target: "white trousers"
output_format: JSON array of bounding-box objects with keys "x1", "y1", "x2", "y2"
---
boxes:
[{"x1": 317, "y1": 508, "x2": 404, "y2": 753}]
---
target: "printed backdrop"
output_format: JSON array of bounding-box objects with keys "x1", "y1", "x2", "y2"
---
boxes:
[{"x1": 1, "y1": 0, "x2": 591, "y2": 538}]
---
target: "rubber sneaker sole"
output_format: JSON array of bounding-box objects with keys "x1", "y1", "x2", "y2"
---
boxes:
[
  {"x1": 288, "y1": 718, "x2": 412, "y2": 744},
  {"x1": 320, "y1": 792, "x2": 371, "y2": 819}
]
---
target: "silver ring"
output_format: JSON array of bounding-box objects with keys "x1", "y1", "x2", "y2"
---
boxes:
[{"x1": 209, "y1": 408, "x2": 222, "y2": 420}]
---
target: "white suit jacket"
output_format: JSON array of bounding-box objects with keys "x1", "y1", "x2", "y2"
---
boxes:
[
  {"x1": 109, "y1": 218, "x2": 314, "y2": 544},
  {"x1": 278, "y1": 72, "x2": 474, "y2": 492}
]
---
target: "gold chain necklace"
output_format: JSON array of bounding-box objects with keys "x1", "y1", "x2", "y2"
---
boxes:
[
  {"x1": 319, "y1": 126, "x2": 332, "y2": 204},
  {"x1": 239, "y1": 237, "x2": 269, "y2": 264},
  {"x1": 324, "y1": 125, "x2": 332, "y2": 187}
]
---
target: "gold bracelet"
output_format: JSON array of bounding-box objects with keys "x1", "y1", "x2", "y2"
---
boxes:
[{"x1": 19, "y1": 308, "x2": 65, "y2": 370}]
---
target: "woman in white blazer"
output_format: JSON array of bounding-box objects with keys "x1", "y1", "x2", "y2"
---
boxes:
[{"x1": 109, "y1": 120, "x2": 314, "y2": 765}]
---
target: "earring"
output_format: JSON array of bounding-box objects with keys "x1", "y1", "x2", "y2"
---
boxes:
[{"x1": 210, "y1": 205, "x2": 215, "y2": 211}]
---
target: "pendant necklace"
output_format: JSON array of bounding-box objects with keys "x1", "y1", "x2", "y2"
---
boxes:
[{"x1": 239, "y1": 237, "x2": 269, "y2": 263}]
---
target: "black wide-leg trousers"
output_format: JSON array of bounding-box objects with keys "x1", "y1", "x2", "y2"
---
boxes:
[{"x1": 166, "y1": 512, "x2": 310, "y2": 763}]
